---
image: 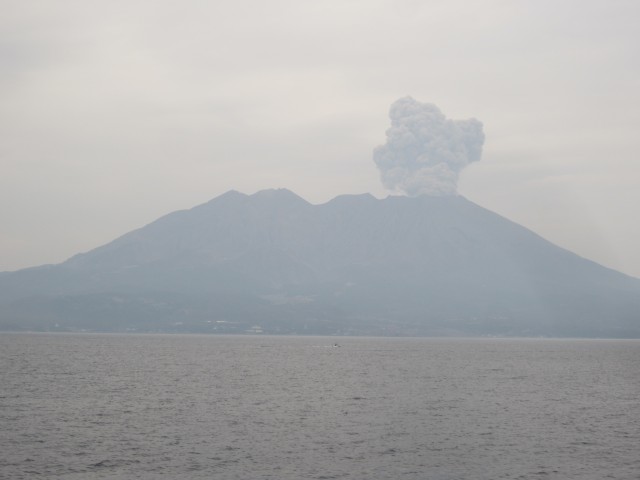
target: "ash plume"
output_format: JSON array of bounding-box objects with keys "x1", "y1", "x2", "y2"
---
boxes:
[{"x1": 373, "y1": 97, "x2": 484, "y2": 196}]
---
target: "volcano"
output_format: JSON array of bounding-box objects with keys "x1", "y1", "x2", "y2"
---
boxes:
[{"x1": 1, "y1": 189, "x2": 639, "y2": 337}]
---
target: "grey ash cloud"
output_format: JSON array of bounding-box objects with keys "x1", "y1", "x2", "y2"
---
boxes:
[{"x1": 373, "y1": 97, "x2": 485, "y2": 197}]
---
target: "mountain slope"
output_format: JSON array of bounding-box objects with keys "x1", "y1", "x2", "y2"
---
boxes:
[{"x1": 1, "y1": 189, "x2": 639, "y2": 336}]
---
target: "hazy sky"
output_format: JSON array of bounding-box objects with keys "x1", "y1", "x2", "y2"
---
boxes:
[{"x1": 2, "y1": 0, "x2": 639, "y2": 278}]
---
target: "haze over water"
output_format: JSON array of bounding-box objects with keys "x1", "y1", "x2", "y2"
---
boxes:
[{"x1": 2, "y1": 333, "x2": 639, "y2": 479}]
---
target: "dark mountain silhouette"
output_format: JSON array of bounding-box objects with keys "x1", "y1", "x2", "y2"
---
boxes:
[{"x1": 1, "y1": 189, "x2": 639, "y2": 337}]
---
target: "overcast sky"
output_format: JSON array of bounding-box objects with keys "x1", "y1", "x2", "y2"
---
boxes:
[{"x1": 2, "y1": 0, "x2": 639, "y2": 278}]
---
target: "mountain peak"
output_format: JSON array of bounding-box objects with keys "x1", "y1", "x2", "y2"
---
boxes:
[
  {"x1": 328, "y1": 192, "x2": 376, "y2": 202},
  {"x1": 251, "y1": 188, "x2": 308, "y2": 202},
  {"x1": 252, "y1": 188, "x2": 295, "y2": 196},
  {"x1": 218, "y1": 189, "x2": 247, "y2": 199}
]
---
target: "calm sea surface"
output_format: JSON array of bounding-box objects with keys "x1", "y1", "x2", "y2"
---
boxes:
[{"x1": 1, "y1": 333, "x2": 639, "y2": 479}]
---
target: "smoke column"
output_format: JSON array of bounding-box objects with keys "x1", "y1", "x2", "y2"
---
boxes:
[{"x1": 373, "y1": 97, "x2": 484, "y2": 196}]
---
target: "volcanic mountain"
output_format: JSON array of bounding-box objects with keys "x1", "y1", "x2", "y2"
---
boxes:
[{"x1": 1, "y1": 189, "x2": 639, "y2": 337}]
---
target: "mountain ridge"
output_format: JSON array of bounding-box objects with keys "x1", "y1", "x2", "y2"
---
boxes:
[{"x1": 1, "y1": 189, "x2": 638, "y2": 337}]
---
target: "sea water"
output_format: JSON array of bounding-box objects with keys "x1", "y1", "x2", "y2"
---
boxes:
[{"x1": 1, "y1": 333, "x2": 638, "y2": 479}]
